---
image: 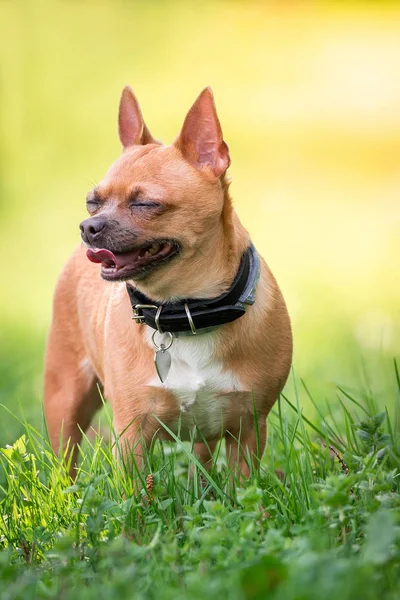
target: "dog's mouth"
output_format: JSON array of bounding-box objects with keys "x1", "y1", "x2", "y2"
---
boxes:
[{"x1": 86, "y1": 240, "x2": 180, "y2": 281}]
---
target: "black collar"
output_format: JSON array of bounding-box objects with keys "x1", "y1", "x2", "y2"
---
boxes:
[{"x1": 125, "y1": 245, "x2": 260, "y2": 335}]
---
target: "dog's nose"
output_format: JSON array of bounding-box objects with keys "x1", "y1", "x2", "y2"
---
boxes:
[{"x1": 79, "y1": 217, "x2": 107, "y2": 245}]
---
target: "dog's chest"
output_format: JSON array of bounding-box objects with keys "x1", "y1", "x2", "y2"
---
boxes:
[{"x1": 147, "y1": 330, "x2": 245, "y2": 438}]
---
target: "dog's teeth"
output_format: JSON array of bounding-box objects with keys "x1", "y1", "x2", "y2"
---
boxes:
[{"x1": 148, "y1": 243, "x2": 160, "y2": 256}]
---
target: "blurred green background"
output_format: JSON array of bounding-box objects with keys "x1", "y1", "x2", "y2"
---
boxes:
[{"x1": 0, "y1": 0, "x2": 399, "y2": 445}]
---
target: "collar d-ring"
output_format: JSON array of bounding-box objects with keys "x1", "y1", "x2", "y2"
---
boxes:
[
  {"x1": 184, "y1": 303, "x2": 197, "y2": 335},
  {"x1": 151, "y1": 330, "x2": 173, "y2": 351},
  {"x1": 155, "y1": 305, "x2": 163, "y2": 333}
]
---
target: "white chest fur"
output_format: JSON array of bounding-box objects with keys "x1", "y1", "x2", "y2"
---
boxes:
[{"x1": 146, "y1": 329, "x2": 246, "y2": 439}]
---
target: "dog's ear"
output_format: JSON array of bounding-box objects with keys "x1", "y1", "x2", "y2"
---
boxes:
[
  {"x1": 118, "y1": 86, "x2": 156, "y2": 148},
  {"x1": 175, "y1": 87, "x2": 230, "y2": 178}
]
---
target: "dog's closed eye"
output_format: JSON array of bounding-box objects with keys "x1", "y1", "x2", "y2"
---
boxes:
[
  {"x1": 128, "y1": 191, "x2": 163, "y2": 211},
  {"x1": 130, "y1": 200, "x2": 162, "y2": 209},
  {"x1": 86, "y1": 190, "x2": 103, "y2": 213},
  {"x1": 86, "y1": 199, "x2": 100, "y2": 211}
]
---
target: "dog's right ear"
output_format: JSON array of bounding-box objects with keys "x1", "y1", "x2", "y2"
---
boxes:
[
  {"x1": 118, "y1": 86, "x2": 156, "y2": 148},
  {"x1": 175, "y1": 87, "x2": 230, "y2": 178}
]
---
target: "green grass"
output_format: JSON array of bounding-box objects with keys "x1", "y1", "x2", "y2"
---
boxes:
[{"x1": 1, "y1": 367, "x2": 399, "y2": 600}]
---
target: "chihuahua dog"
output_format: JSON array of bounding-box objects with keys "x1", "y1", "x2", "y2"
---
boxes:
[{"x1": 44, "y1": 86, "x2": 292, "y2": 478}]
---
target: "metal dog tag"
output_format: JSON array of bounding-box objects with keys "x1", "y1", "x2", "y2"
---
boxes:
[{"x1": 154, "y1": 344, "x2": 171, "y2": 383}]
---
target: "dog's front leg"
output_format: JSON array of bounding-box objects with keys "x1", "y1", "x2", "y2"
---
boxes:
[
  {"x1": 193, "y1": 442, "x2": 218, "y2": 471},
  {"x1": 225, "y1": 418, "x2": 267, "y2": 481},
  {"x1": 112, "y1": 386, "x2": 179, "y2": 477}
]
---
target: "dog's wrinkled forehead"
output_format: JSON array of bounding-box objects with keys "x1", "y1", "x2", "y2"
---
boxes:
[
  {"x1": 104, "y1": 144, "x2": 166, "y2": 183},
  {"x1": 100, "y1": 143, "x2": 213, "y2": 203}
]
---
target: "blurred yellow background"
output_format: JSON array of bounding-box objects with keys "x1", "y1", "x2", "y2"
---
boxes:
[{"x1": 0, "y1": 0, "x2": 399, "y2": 429}]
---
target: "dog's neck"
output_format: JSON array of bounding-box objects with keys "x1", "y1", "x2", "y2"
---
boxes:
[{"x1": 130, "y1": 192, "x2": 250, "y2": 303}]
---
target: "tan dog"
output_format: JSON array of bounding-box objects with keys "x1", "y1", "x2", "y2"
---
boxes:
[{"x1": 44, "y1": 86, "x2": 292, "y2": 478}]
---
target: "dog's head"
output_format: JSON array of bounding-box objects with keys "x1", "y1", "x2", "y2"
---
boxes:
[{"x1": 80, "y1": 86, "x2": 245, "y2": 300}]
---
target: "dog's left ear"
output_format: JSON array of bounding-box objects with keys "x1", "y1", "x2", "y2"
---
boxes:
[
  {"x1": 118, "y1": 86, "x2": 156, "y2": 148},
  {"x1": 175, "y1": 87, "x2": 230, "y2": 178}
]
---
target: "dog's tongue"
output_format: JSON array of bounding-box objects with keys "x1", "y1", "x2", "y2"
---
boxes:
[
  {"x1": 86, "y1": 248, "x2": 142, "y2": 269},
  {"x1": 87, "y1": 248, "x2": 117, "y2": 267}
]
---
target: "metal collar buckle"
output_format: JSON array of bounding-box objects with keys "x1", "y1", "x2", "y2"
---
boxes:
[
  {"x1": 132, "y1": 302, "x2": 197, "y2": 335},
  {"x1": 132, "y1": 304, "x2": 164, "y2": 334},
  {"x1": 132, "y1": 304, "x2": 158, "y2": 325}
]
